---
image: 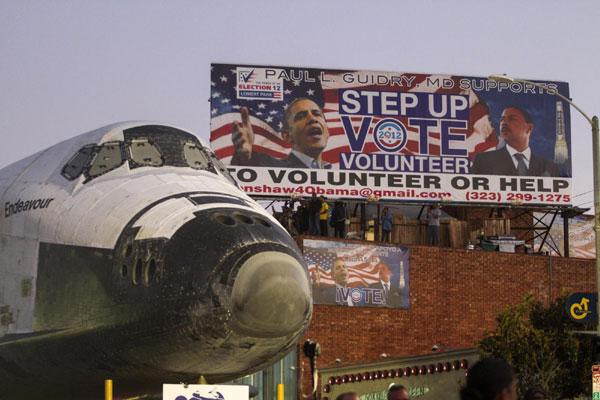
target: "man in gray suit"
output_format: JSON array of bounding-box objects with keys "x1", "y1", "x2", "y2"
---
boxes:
[{"x1": 471, "y1": 106, "x2": 560, "y2": 177}]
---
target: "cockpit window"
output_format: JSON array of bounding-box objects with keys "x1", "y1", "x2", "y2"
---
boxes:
[
  {"x1": 87, "y1": 142, "x2": 124, "y2": 178},
  {"x1": 129, "y1": 139, "x2": 163, "y2": 167},
  {"x1": 60, "y1": 125, "x2": 238, "y2": 185},
  {"x1": 206, "y1": 150, "x2": 238, "y2": 187},
  {"x1": 183, "y1": 142, "x2": 210, "y2": 170},
  {"x1": 61, "y1": 144, "x2": 95, "y2": 180}
]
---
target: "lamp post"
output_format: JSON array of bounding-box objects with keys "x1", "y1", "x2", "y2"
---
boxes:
[{"x1": 488, "y1": 74, "x2": 600, "y2": 337}]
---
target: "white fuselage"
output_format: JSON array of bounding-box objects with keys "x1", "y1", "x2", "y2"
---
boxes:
[{"x1": 0, "y1": 122, "x2": 311, "y2": 399}]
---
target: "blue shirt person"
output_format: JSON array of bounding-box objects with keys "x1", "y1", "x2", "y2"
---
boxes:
[{"x1": 381, "y1": 207, "x2": 394, "y2": 242}]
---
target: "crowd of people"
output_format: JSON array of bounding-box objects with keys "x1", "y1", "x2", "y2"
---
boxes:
[
  {"x1": 273, "y1": 198, "x2": 442, "y2": 245},
  {"x1": 335, "y1": 358, "x2": 546, "y2": 400},
  {"x1": 272, "y1": 194, "x2": 348, "y2": 238}
]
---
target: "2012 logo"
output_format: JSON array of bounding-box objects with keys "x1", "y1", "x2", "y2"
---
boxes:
[{"x1": 373, "y1": 118, "x2": 408, "y2": 153}]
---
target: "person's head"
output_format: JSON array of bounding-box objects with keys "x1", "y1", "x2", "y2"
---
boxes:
[
  {"x1": 523, "y1": 386, "x2": 547, "y2": 400},
  {"x1": 383, "y1": 207, "x2": 389, "y2": 215},
  {"x1": 336, "y1": 392, "x2": 359, "y2": 400},
  {"x1": 282, "y1": 98, "x2": 329, "y2": 159},
  {"x1": 500, "y1": 106, "x2": 533, "y2": 153},
  {"x1": 387, "y1": 384, "x2": 410, "y2": 400},
  {"x1": 460, "y1": 358, "x2": 517, "y2": 400},
  {"x1": 320, "y1": 195, "x2": 326, "y2": 202},
  {"x1": 331, "y1": 257, "x2": 349, "y2": 286},
  {"x1": 379, "y1": 263, "x2": 391, "y2": 284},
  {"x1": 431, "y1": 203, "x2": 439, "y2": 210}
]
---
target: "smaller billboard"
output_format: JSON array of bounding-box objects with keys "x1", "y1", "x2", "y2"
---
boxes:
[{"x1": 303, "y1": 238, "x2": 410, "y2": 309}]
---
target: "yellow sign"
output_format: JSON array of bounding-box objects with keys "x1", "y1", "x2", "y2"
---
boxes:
[
  {"x1": 570, "y1": 297, "x2": 591, "y2": 320},
  {"x1": 566, "y1": 293, "x2": 597, "y2": 323}
]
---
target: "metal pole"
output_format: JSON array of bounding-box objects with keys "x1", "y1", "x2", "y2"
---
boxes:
[
  {"x1": 563, "y1": 211, "x2": 570, "y2": 257},
  {"x1": 375, "y1": 203, "x2": 381, "y2": 242},
  {"x1": 593, "y1": 116, "x2": 600, "y2": 337},
  {"x1": 105, "y1": 379, "x2": 113, "y2": 400}
]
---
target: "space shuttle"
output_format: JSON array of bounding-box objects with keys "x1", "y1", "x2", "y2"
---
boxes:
[{"x1": 0, "y1": 122, "x2": 312, "y2": 399}]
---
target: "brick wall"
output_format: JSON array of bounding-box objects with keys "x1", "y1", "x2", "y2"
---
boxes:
[{"x1": 298, "y1": 244, "x2": 595, "y2": 397}]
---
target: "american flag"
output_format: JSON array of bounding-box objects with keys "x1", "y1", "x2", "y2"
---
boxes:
[
  {"x1": 210, "y1": 64, "x2": 324, "y2": 164},
  {"x1": 210, "y1": 64, "x2": 498, "y2": 167},
  {"x1": 569, "y1": 217, "x2": 595, "y2": 259},
  {"x1": 304, "y1": 243, "x2": 392, "y2": 288},
  {"x1": 537, "y1": 215, "x2": 596, "y2": 259}
]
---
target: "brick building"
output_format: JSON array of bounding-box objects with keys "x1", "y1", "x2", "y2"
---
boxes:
[
  {"x1": 295, "y1": 233, "x2": 594, "y2": 400},
  {"x1": 235, "y1": 208, "x2": 594, "y2": 400}
]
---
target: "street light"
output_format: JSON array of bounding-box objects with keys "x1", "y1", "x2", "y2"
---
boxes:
[{"x1": 489, "y1": 74, "x2": 600, "y2": 337}]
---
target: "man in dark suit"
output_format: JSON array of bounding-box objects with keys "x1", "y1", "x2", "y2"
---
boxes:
[
  {"x1": 471, "y1": 106, "x2": 560, "y2": 177},
  {"x1": 368, "y1": 263, "x2": 407, "y2": 308},
  {"x1": 230, "y1": 98, "x2": 331, "y2": 168}
]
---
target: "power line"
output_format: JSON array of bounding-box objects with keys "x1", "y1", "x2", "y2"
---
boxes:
[
  {"x1": 572, "y1": 189, "x2": 595, "y2": 198},
  {"x1": 575, "y1": 200, "x2": 594, "y2": 208}
]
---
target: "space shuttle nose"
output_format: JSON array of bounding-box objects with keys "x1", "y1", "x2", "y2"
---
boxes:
[{"x1": 231, "y1": 251, "x2": 311, "y2": 338}]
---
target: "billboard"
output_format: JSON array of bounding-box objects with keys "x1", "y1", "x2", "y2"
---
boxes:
[
  {"x1": 210, "y1": 64, "x2": 572, "y2": 206},
  {"x1": 302, "y1": 238, "x2": 410, "y2": 309}
]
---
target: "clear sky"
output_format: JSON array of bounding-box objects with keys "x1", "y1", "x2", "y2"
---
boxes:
[{"x1": 1, "y1": 1, "x2": 598, "y2": 210}]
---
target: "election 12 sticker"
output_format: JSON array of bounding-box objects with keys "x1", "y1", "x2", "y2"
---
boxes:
[
  {"x1": 236, "y1": 67, "x2": 284, "y2": 101},
  {"x1": 373, "y1": 118, "x2": 408, "y2": 153}
]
